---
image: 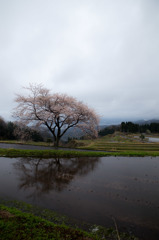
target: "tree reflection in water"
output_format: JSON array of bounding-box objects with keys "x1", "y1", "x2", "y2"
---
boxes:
[{"x1": 13, "y1": 157, "x2": 100, "y2": 198}]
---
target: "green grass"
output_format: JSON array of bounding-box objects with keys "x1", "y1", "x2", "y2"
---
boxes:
[
  {"x1": 0, "y1": 205, "x2": 94, "y2": 240},
  {"x1": 0, "y1": 148, "x2": 159, "y2": 157},
  {"x1": 0, "y1": 148, "x2": 106, "y2": 157},
  {"x1": 0, "y1": 202, "x2": 138, "y2": 240}
]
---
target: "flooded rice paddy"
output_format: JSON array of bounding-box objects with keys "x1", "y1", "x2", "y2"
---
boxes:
[{"x1": 0, "y1": 156, "x2": 159, "y2": 239}]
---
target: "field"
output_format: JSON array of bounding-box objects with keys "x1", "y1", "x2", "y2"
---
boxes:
[{"x1": 75, "y1": 132, "x2": 159, "y2": 154}]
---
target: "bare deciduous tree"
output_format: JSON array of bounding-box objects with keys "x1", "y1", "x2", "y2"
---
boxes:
[{"x1": 13, "y1": 84, "x2": 99, "y2": 147}]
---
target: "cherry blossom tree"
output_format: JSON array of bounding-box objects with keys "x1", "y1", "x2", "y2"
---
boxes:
[
  {"x1": 14, "y1": 84, "x2": 99, "y2": 147},
  {"x1": 13, "y1": 122, "x2": 32, "y2": 142}
]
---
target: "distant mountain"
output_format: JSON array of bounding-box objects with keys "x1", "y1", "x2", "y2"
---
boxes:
[
  {"x1": 39, "y1": 126, "x2": 84, "y2": 141},
  {"x1": 100, "y1": 118, "x2": 159, "y2": 126},
  {"x1": 100, "y1": 118, "x2": 123, "y2": 125},
  {"x1": 133, "y1": 119, "x2": 159, "y2": 125},
  {"x1": 99, "y1": 125, "x2": 109, "y2": 130}
]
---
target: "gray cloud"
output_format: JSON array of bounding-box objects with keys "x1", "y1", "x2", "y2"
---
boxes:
[{"x1": 0, "y1": 0, "x2": 159, "y2": 122}]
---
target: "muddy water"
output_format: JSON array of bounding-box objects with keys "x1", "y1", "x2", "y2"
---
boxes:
[{"x1": 0, "y1": 156, "x2": 159, "y2": 239}]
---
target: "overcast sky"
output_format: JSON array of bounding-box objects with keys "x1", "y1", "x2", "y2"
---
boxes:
[{"x1": 0, "y1": 0, "x2": 159, "y2": 123}]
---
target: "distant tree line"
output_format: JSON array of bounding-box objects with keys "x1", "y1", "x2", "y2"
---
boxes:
[
  {"x1": 121, "y1": 122, "x2": 159, "y2": 133},
  {"x1": 0, "y1": 117, "x2": 43, "y2": 141},
  {"x1": 99, "y1": 121, "x2": 159, "y2": 137}
]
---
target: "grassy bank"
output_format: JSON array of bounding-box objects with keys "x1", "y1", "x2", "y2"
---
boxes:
[
  {"x1": 0, "y1": 201, "x2": 138, "y2": 240},
  {"x1": 0, "y1": 205, "x2": 94, "y2": 240},
  {"x1": 1, "y1": 148, "x2": 159, "y2": 157}
]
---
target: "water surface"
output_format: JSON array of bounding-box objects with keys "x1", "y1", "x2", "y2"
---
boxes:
[
  {"x1": 148, "y1": 137, "x2": 159, "y2": 143},
  {"x1": 0, "y1": 156, "x2": 159, "y2": 239}
]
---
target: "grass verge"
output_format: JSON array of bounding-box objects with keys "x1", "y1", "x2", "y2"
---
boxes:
[{"x1": 0, "y1": 148, "x2": 159, "y2": 157}]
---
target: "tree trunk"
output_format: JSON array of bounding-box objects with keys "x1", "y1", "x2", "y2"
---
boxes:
[
  {"x1": 54, "y1": 125, "x2": 61, "y2": 149},
  {"x1": 54, "y1": 137, "x2": 60, "y2": 149}
]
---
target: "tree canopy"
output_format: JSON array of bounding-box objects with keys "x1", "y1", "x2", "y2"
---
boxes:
[{"x1": 14, "y1": 84, "x2": 99, "y2": 147}]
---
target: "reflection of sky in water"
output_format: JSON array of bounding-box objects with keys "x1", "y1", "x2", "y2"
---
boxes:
[
  {"x1": 148, "y1": 137, "x2": 159, "y2": 143},
  {"x1": 0, "y1": 156, "x2": 159, "y2": 240}
]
